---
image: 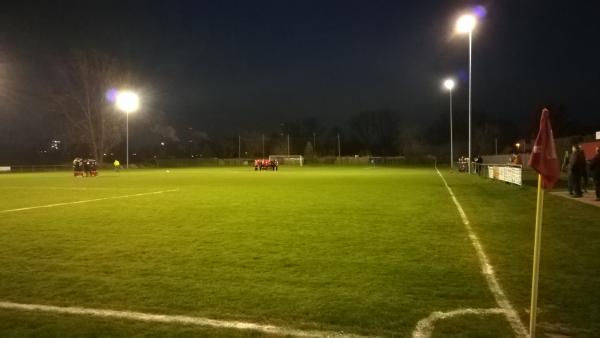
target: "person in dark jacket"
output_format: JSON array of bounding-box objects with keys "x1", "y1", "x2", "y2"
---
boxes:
[
  {"x1": 561, "y1": 150, "x2": 573, "y2": 194},
  {"x1": 568, "y1": 144, "x2": 587, "y2": 198},
  {"x1": 589, "y1": 147, "x2": 600, "y2": 201},
  {"x1": 579, "y1": 145, "x2": 589, "y2": 193}
]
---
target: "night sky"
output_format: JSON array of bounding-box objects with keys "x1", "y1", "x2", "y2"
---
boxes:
[{"x1": 0, "y1": 0, "x2": 599, "y2": 151}]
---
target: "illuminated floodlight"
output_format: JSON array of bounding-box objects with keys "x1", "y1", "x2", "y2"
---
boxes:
[
  {"x1": 115, "y1": 90, "x2": 139, "y2": 169},
  {"x1": 443, "y1": 78, "x2": 456, "y2": 169},
  {"x1": 456, "y1": 14, "x2": 477, "y2": 34},
  {"x1": 455, "y1": 12, "x2": 477, "y2": 174},
  {"x1": 443, "y1": 79, "x2": 455, "y2": 91},
  {"x1": 116, "y1": 91, "x2": 139, "y2": 113}
]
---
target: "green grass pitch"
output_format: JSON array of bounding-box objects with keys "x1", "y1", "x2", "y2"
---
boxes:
[{"x1": 0, "y1": 166, "x2": 598, "y2": 337}]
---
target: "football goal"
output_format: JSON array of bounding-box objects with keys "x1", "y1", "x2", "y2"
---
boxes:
[{"x1": 268, "y1": 155, "x2": 304, "y2": 166}]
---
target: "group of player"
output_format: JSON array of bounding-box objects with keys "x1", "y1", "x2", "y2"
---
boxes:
[
  {"x1": 254, "y1": 159, "x2": 279, "y2": 171},
  {"x1": 73, "y1": 158, "x2": 98, "y2": 177}
]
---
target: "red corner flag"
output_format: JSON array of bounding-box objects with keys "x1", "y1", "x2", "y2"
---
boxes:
[{"x1": 528, "y1": 108, "x2": 560, "y2": 189}]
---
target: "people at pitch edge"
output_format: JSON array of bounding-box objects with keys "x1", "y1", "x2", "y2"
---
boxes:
[
  {"x1": 457, "y1": 156, "x2": 467, "y2": 172},
  {"x1": 561, "y1": 150, "x2": 571, "y2": 193},
  {"x1": 589, "y1": 146, "x2": 600, "y2": 201},
  {"x1": 568, "y1": 144, "x2": 587, "y2": 198},
  {"x1": 510, "y1": 153, "x2": 522, "y2": 165},
  {"x1": 114, "y1": 159, "x2": 121, "y2": 172},
  {"x1": 580, "y1": 144, "x2": 589, "y2": 193},
  {"x1": 474, "y1": 155, "x2": 483, "y2": 175}
]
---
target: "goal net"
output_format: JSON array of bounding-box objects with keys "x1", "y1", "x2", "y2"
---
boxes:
[{"x1": 268, "y1": 155, "x2": 304, "y2": 166}]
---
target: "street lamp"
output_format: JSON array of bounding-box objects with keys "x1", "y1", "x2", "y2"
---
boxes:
[
  {"x1": 443, "y1": 78, "x2": 456, "y2": 168},
  {"x1": 456, "y1": 13, "x2": 477, "y2": 173},
  {"x1": 116, "y1": 90, "x2": 139, "y2": 169}
]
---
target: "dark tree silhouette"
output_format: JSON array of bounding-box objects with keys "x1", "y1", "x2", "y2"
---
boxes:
[{"x1": 49, "y1": 50, "x2": 133, "y2": 163}]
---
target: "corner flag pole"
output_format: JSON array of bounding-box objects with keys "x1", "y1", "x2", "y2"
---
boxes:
[
  {"x1": 529, "y1": 174, "x2": 544, "y2": 337},
  {"x1": 528, "y1": 107, "x2": 559, "y2": 337}
]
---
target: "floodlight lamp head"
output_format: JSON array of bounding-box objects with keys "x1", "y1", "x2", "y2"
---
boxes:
[
  {"x1": 443, "y1": 79, "x2": 455, "y2": 90},
  {"x1": 116, "y1": 91, "x2": 139, "y2": 113},
  {"x1": 456, "y1": 14, "x2": 477, "y2": 34}
]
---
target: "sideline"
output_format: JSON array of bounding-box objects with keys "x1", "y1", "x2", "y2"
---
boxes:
[
  {"x1": 0, "y1": 189, "x2": 179, "y2": 214},
  {"x1": 0, "y1": 301, "x2": 371, "y2": 338},
  {"x1": 412, "y1": 169, "x2": 527, "y2": 337}
]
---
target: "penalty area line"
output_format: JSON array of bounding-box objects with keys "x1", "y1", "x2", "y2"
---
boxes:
[
  {"x1": 431, "y1": 168, "x2": 527, "y2": 337},
  {"x1": 0, "y1": 189, "x2": 179, "y2": 214},
  {"x1": 0, "y1": 301, "x2": 372, "y2": 338}
]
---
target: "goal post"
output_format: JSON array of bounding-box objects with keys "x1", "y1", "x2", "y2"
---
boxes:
[{"x1": 268, "y1": 155, "x2": 304, "y2": 166}]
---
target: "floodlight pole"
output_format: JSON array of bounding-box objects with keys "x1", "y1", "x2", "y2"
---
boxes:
[
  {"x1": 337, "y1": 133, "x2": 341, "y2": 158},
  {"x1": 287, "y1": 134, "x2": 290, "y2": 156},
  {"x1": 126, "y1": 111, "x2": 130, "y2": 169},
  {"x1": 238, "y1": 135, "x2": 241, "y2": 159},
  {"x1": 262, "y1": 134, "x2": 265, "y2": 158},
  {"x1": 449, "y1": 87, "x2": 454, "y2": 169},
  {"x1": 468, "y1": 30, "x2": 473, "y2": 174},
  {"x1": 313, "y1": 132, "x2": 316, "y2": 155}
]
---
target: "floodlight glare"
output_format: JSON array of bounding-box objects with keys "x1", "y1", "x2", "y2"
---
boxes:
[
  {"x1": 443, "y1": 78, "x2": 456, "y2": 169},
  {"x1": 443, "y1": 79, "x2": 455, "y2": 90},
  {"x1": 456, "y1": 14, "x2": 477, "y2": 34},
  {"x1": 455, "y1": 12, "x2": 477, "y2": 174},
  {"x1": 116, "y1": 91, "x2": 139, "y2": 113},
  {"x1": 115, "y1": 90, "x2": 140, "y2": 169}
]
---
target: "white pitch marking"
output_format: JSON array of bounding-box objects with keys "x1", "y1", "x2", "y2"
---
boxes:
[
  {"x1": 430, "y1": 168, "x2": 527, "y2": 337},
  {"x1": 0, "y1": 186, "x2": 115, "y2": 191},
  {"x1": 0, "y1": 301, "x2": 372, "y2": 338},
  {"x1": 0, "y1": 189, "x2": 179, "y2": 214},
  {"x1": 412, "y1": 307, "x2": 506, "y2": 338}
]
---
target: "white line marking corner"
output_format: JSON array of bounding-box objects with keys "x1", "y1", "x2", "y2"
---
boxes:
[
  {"x1": 432, "y1": 168, "x2": 527, "y2": 337},
  {"x1": 412, "y1": 307, "x2": 506, "y2": 338}
]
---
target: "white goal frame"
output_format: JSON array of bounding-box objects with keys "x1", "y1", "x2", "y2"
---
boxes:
[{"x1": 268, "y1": 155, "x2": 304, "y2": 166}]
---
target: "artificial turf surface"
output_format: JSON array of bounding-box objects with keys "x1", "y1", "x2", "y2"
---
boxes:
[{"x1": 0, "y1": 166, "x2": 598, "y2": 337}]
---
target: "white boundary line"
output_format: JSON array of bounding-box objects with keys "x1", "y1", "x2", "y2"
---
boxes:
[
  {"x1": 0, "y1": 186, "x2": 116, "y2": 191},
  {"x1": 413, "y1": 307, "x2": 506, "y2": 338},
  {"x1": 423, "y1": 168, "x2": 527, "y2": 337},
  {"x1": 0, "y1": 189, "x2": 179, "y2": 214},
  {"x1": 0, "y1": 301, "x2": 372, "y2": 338}
]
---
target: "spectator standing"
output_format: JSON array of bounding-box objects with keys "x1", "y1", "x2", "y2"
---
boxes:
[
  {"x1": 561, "y1": 150, "x2": 572, "y2": 194},
  {"x1": 589, "y1": 147, "x2": 600, "y2": 201},
  {"x1": 568, "y1": 144, "x2": 586, "y2": 198},
  {"x1": 580, "y1": 145, "x2": 589, "y2": 193},
  {"x1": 561, "y1": 150, "x2": 570, "y2": 172}
]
